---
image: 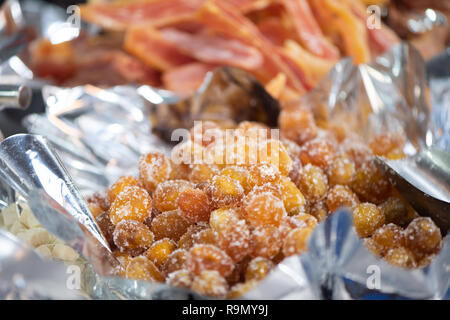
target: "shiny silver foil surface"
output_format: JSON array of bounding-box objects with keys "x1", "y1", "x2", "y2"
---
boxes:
[{"x1": 0, "y1": 0, "x2": 449, "y2": 300}]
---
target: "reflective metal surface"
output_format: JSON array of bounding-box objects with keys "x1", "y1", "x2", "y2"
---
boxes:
[
  {"x1": 375, "y1": 147, "x2": 450, "y2": 233},
  {"x1": 0, "y1": 134, "x2": 118, "y2": 275}
]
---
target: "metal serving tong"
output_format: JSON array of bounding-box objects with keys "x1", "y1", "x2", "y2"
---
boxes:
[
  {"x1": 375, "y1": 147, "x2": 450, "y2": 234},
  {"x1": 0, "y1": 134, "x2": 119, "y2": 275}
]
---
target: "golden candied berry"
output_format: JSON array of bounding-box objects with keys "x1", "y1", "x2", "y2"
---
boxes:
[
  {"x1": 87, "y1": 193, "x2": 109, "y2": 218},
  {"x1": 109, "y1": 185, "x2": 151, "y2": 225},
  {"x1": 153, "y1": 180, "x2": 193, "y2": 212},
  {"x1": 113, "y1": 220, "x2": 154, "y2": 255},
  {"x1": 169, "y1": 161, "x2": 191, "y2": 181},
  {"x1": 279, "y1": 107, "x2": 317, "y2": 145},
  {"x1": 177, "y1": 188, "x2": 211, "y2": 223},
  {"x1": 209, "y1": 208, "x2": 241, "y2": 230},
  {"x1": 144, "y1": 238, "x2": 177, "y2": 268},
  {"x1": 178, "y1": 223, "x2": 209, "y2": 250},
  {"x1": 138, "y1": 151, "x2": 172, "y2": 193},
  {"x1": 162, "y1": 249, "x2": 188, "y2": 275},
  {"x1": 379, "y1": 197, "x2": 414, "y2": 227},
  {"x1": 171, "y1": 140, "x2": 205, "y2": 166},
  {"x1": 114, "y1": 251, "x2": 133, "y2": 269},
  {"x1": 216, "y1": 219, "x2": 251, "y2": 263},
  {"x1": 186, "y1": 244, "x2": 234, "y2": 277},
  {"x1": 280, "y1": 176, "x2": 305, "y2": 215},
  {"x1": 368, "y1": 133, "x2": 405, "y2": 157},
  {"x1": 125, "y1": 256, "x2": 164, "y2": 282},
  {"x1": 299, "y1": 138, "x2": 335, "y2": 170},
  {"x1": 352, "y1": 203, "x2": 385, "y2": 238},
  {"x1": 228, "y1": 280, "x2": 258, "y2": 299},
  {"x1": 384, "y1": 247, "x2": 416, "y2": 268},
  {"x1": 166, "y1": 269, "x2": 193, "y2": 289},
  {"x1": 96, "y1": 211, "x2": 116, "y2": 249},
  {"x1": 191, "y1": 270, "x2": 228, "y2": 298},
  {"x1": 220, "y1": 166, "x2": 252, "y2": 193},
  {"x1": 248, "y1": 164, "x2": 281, "y2": 188},
  {"x1": 206, "y1": 175, "x2": 244, "y2": 209},
  {"x1": 287, "y1": 213, "x2": 318, "y2": 230},
  {"x1": 327, "y1": 156, "x2": 355, "y2": 185},
  {"x1": 326, "y1": 184, "x2": 359, "y2": 213},
  {"x1": 243, "y1": 192, "x2": 286, "y2": 227},
  {"x1": 404, "y1": 217, "x2": 442, "y2": 257},
  {"x1": 189, "y1": 163, "x2": 220, "y2": 183},
  {"x1": 351, "y1": 162, "x2": 391, "y2": 204},
  {"x1": 193, "y1": 228, "x2": 218, "y2": 246},
  {"x1": 288, "y1": 157, "x2": 302, "y2": 186},
  {"x1": 258, "y1": 139, "x2": 293, "y2": 176},
  {"x1": 245, "y1": 257, "x2": 274, "y2": 281},
  {"x1": 190, "y1": 121, "x2": 224, "y2": 146},
  {"x1": 308, "y1": 200, "x2": 328, "y2": 222},
  {"x1": 282, "y1": 227, "x2": 314, "y2": 257},
  {"x1": 341, "y1": 138, "x2": 373, "y2": 169},
  {"x1": 371, "y1": 224, "x2": 405, "y2": 255},
  {"x1": 151, "y1": 210, "x2": 190, "y2": 241},
  {"x1": 236, "y1": 121, "x2": 270, "y2": 137},
  {"x1": 364, "y1": 238, "x2": 383, "y2": 257},
  {"x1": 296, "y1": 164, "x2": 328, "y2": 202},
  {"x1": 107, "y1": 176, "x2": 139, "y2": 203}
]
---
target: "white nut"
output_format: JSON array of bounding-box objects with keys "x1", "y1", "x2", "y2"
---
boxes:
[{"x1": 52, "y1": 244, "x2": 79, "y2": 262}]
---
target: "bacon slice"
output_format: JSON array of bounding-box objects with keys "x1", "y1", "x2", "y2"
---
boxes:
[
  {"x1": 162, "y1": 62, "x2": 217, "y2": 97},
  {"x1": 308, "y1": 0, "x2": 371, "y2": 64},
  {"x1": 281, "y1": 0, "x2": 340, "y2": 60},
  {"x1": 159, "y1": 28, "x2": 263, "y2": 70},
  {"x1": 195, "y1": 0, "x2": 306, "y2": 93},
  {"x1": 124, "y1": 27, "x2": 195, "y2": 71},
  {"x1": 80, "y1": 0, "x2": 204, "y2": 31},
  {"x1": 282, "y1": 40, "x2": 335, "y2": 87},
  {"x1": 256, "y1": 17, "x2": 297, "y2": 46},
  {"x1": 347, "y1": 0, "x2": 399, "y2": 57},
  {"x1": 112, "y1": 52, "x2": 161, "y2": 86}
]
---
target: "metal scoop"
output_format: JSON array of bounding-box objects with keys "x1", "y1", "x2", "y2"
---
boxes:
[{"x1": 374, "y1": 147, "x2": 450, "y2": 234}]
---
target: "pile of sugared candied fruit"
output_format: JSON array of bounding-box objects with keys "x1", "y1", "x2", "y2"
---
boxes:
[{"x1": 87, "y1": 104, "x2": 443, "y2": 298}]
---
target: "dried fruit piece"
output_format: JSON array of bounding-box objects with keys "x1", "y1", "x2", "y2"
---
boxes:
[
  {"x1": 209, "y1": 208, "x2": 241, "y2": 231},
  {"x1": 220, "y1": 166, "x2": 252, "y2": 193},
  {"x1": 178, "y1": 223, "x2": 209, "y2": 250},
  {"x1": 352, "y1": 203, "x2": 385, "y2": 238},
  {"x1": 139, "y1": 151, "x2": 172, "y2": 193},
  {"x1": 379, "y1": 197, "x2": 414, "y2": 227},
  {"x1": 162, "y1": 249, "x2": 188, "y2": 275},
  {"x1": 166, "y1": 269, "x2": 193, "y2": 289},
  {"x1": 153, "y1": 180, "x2": 193, "y2": 212},
  {"x1": 370, "y1": 223, "x2": 405, "y2": 256},
  {"x1": 326, "y1": 184, "x2": 359, "y2": 213},
  {"x1": 191, "y1": 270, "x2": 228, "y2": 298},
  {"x1": 109, "y1": 185, "x2": 151, "y2": 225},
  {"x1": 296, "y1": 164, "x2": 328, "y2": 202},
  {"x1": 384, "y1": 247, "x2": 416, "y2": 268},
  {"x1": 178, "y1": 187, "x2": 211, "y2": 223},
  {"x1": 248, "y1": 164, "x2": 281, "y2": 188},
  {"x1": 245, "y1": 257, "x2": 273, "y2": 281},
  {"x1": 258, "y1": 139, "x2": 293, "y2": 176},
  {"x1": 186, "y1": 244, "x2": 234, "y2": 277},
  {"x1": 125, "y1": 256, "x2": 164, "y2": 282},
  {"x1": 250, "y1": 226, "x2": 282, "y2": 259},
  {"x1": 189, "y1": 163, "x2": 220, "y2": 183},
  {"x1": 206, "y1": 175, "x2": 244, "y2": 209},
  {"x1": 228, "y1": 280, "x2": 258, "y2": 299},
  {"x1": 87, "y1": 193, "x2": 109, "y2": 218},
  {"x1": 151, "y1": 210, "x2": 189, "y2": 241},
  {"x1": 96, "y1": 211, "x2": 116, "y2": 248},
  {"x1": 287, "y1": 213, "x2": 318, "y2": 230},
  {"x1": 279, "y1": 107, "x2": 317, "y2": 145},
  {"x1": 299, "y1": 138, "x2": 335, "y2": 169},
  {"x1": 327, "y1": 156, "x2": 355, "y2": 185},
  {"x1": 404, "y1": 217, "x2": 442, "y2": 257},
  {"x1": 215, "y1": 219, "x2": 251, "y2": 263},
  {"x1": 308, "y1": 200, "x2": 328, "y2": 222},
  {"x1": 145, "y1": 238, "x2": 177, "y2": 268},
  {"x1": 351, "y1": 162, "x2": 391, "y2": 204},
  {"x1": 282, "y1": 227, "x2": 314, "y2": 257},
  {"x1": 113, "y1": 220, "x2": 154, "y2": 255},
  {"x1": 280, "y1": 176, "x2": 305, "y2": 215},
  {"x1": 193, "y1": 228, "x2": 218, "y2": 246},
  {"x1": 107, "y1": 176, "x2": 139, "y2": 203},
  {"x1": 243, "y1": 192, "x2": 286, "y2": 227}
]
